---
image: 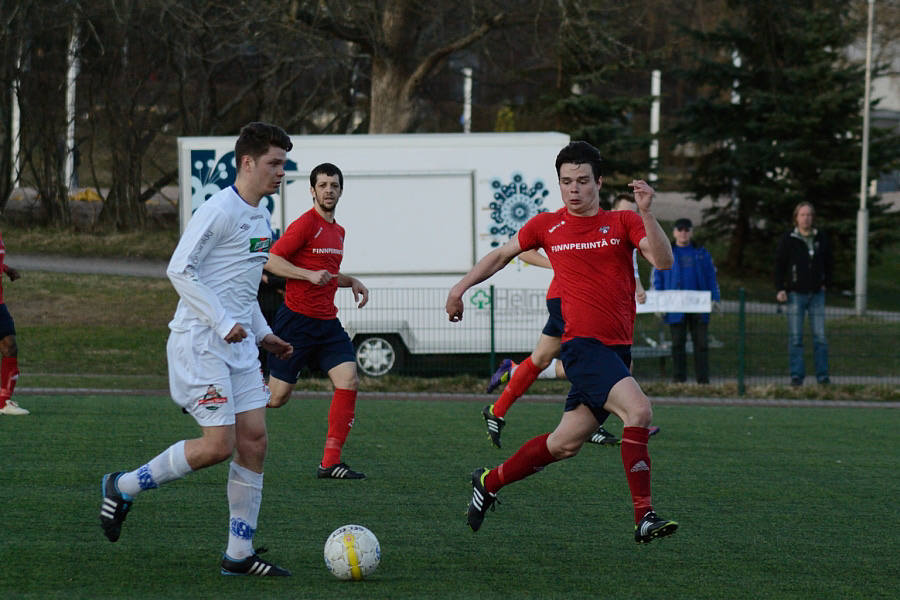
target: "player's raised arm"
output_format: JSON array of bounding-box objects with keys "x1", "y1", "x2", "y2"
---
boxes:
[
  {"x1": 630, "y1": 180, "x2": 673, "y2": 270},
  {"x1": 446, "y1": 235, "x2": 523, "y2": 322}
]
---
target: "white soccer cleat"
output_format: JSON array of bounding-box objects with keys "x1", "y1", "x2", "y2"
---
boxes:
[{"x1": 0, "y1": 400, "x2": 30, "y2": 415}]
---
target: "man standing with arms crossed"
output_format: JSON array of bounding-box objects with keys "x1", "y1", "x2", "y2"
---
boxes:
[
  {"x1": 447, "y1": 141, "x2": 678, "y2": 543},
  {"x1": 100, "y1": 122, "x2": 295, "y2": 576},
  {"x1": 264, "y1": 163, "x2": 370, "y2": 480}
]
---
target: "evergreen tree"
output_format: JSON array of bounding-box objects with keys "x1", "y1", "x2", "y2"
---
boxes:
[{"x1": 673, "y1": 1, "x2": 899, "y2": 278}]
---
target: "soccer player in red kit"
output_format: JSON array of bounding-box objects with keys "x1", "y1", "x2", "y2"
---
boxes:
[
  {"x1": 446, "y1": 141, "x2": 678, "y2": 543},
  {"x1": 264, "y1": 162, "x2": 370, "y2": 479},
  {"x1": 0, "y1": 230, "x2": 26, "y2": 416}
]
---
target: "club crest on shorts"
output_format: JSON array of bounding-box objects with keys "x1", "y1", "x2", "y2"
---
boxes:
[{"x1": 198, "y1": 384, "x2": 228, "y2": 411}]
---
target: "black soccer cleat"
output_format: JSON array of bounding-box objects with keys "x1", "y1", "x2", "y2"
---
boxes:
[
  {"x1": 467, "y1": 467, "x2": 498, "y2": 532},
  {"x1": 100, "y1": 471, "x2": 134, "y2": 543},
  {"x1": 221, "y1": 547, "x2": 291, "y2": 576},
  {"x1": 317, "y1": 462, "x2": 367, "y2": 479},
  {"x1": 587, "y1": 425, "x2": 621, "y2": 446},
  {"x1": 634, "y1": 510, "x2": 678, "y2": 543},
  {"x1": 482, "y1": 404, "x2": 506, "y2": 449}
]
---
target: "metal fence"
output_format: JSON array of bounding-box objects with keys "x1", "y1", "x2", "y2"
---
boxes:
[{"x1": 317, "y1": 286, "x2": 900, "y2": 390}]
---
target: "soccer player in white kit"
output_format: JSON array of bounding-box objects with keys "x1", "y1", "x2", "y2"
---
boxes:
[{"x1": 99, "y1": 122, "x2": 295, "y2": 576}]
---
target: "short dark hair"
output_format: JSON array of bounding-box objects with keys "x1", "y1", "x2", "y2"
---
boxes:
[
  {"x1": 555, "y1": 141, "x2": 603, "y2": 181},
  {"x1": 612, "y1": 193, "x2": 635, "y2": 210},
  {"x1": 234, "y1": 122, "x2": 292, "y2": 166},
  {"x1": 310, "y1": 162, "x2": 343, "y2": 188}
]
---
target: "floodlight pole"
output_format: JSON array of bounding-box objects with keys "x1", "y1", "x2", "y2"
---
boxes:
[
  {"x1": 462, "y1": 68, "x2": 472, "y2": 134},
  {"x1": 855, "y1": 0, "x2": 875, "y2": 316},
  {"x1": 649, "y1": 70, "x2": 661, "y2": 183}
]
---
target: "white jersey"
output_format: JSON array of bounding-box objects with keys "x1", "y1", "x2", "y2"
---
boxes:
[{"x1": 167, "y1": 185, "x2": 272, "y2": 344}]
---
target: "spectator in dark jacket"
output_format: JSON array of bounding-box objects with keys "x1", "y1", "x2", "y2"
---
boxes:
[
  {"x1": 653, "y1": 218, "x2": 720, "y2": 383},
  {"x1": 774, "y1": 202, "x2": 833, "y2": 386}
]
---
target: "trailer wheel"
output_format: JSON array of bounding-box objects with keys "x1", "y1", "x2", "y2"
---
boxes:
[{"x1": 354, "y1": 335, "x2": 405, "y2": 377}]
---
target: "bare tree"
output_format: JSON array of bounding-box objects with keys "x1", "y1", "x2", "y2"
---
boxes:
[{"x1": 288, "y1": 0, "x2": 511, "y2": 133}]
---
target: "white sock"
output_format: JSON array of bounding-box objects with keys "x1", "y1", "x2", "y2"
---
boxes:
[
  {"x1": 225, "y1": 461, "x2": 264, "y2": 560},
  {"x1": 537, "y1": 359, "x2": 559, "y2": 379},
  {"x1": 117, "y1": 440, "x2": 192, "y2": 498}
]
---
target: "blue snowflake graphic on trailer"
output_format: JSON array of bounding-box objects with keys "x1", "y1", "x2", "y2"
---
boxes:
[
  {"x1": 190, "y1": 149, "x2": 298, "y2": 216},
  {"x1": 488, "y1": 173, "x2": 549, "y2": 246}
]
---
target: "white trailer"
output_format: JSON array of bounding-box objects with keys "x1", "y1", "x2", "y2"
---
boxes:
[{"x1": 177, "y1": 132, "x2": 570, "y2": 375}]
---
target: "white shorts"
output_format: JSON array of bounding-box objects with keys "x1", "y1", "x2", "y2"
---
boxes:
[{"x1": 167, "y1": 326, "x2": 269, "y2": 427}]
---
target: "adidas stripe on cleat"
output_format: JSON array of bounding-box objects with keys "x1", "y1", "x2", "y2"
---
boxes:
[
  {"x1": 100, "y1": 471, "x2": 134, "y2": 543},
  {"x1": 481, "y1": 404, "x2": 505, "y2": 449},
  {"x1": 467, "y1": 467, "x2": 498, "y2": 532},
  {"x1": 587, "y1": 425, "x2": 621, "y2": 446},
  {"x1": 221, "y1": 548, "x2": 291, "y2": 576},
  {"x1": 317, "y1": 462, "x2": 367, "y2": 479},
  {"x1": 634, "y1": 510, "x2": 678, "y2": 543}
]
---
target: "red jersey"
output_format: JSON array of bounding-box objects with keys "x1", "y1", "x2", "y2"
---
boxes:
[
  {"x1": 0, "y1": 233, "x2": 8, "y2": 305},
  {"x1": 518, "y1": 208, "x2": 646, "y2": 345},
  {"x1": 270, "y1": 208, "x2": 345, "y2": 319}
]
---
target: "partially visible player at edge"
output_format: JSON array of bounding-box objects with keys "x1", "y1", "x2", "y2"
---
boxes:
[
  {"x1": 263, "y1": 162, "x2": 370, "y2": 480},
  {"x1": 0, "y1": 226, "x2": 26, "y2": 416},
  {"x1": 99, "y1": 122, "x2": 295, "y2": 576},
  {"x1": 446, "y1": 141, "x2": 679, "y2": 543}
]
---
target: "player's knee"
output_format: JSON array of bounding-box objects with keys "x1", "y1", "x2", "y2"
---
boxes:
[
  {"x1": 267, "y1": 392, "x2": 290, "y2": 408},
  {"x1": 547, "y1": 434, "x2": 583, "y2": 460},
  {"x1": 236, "y1": 431, "x2": 268, "y2": 461},
  {"x1": 550, "y1": 440, "x2": 582, "y2": 460},
  {"x1": 630, "y1": 404, "x2": 653, "y2": 428},
  {"x1": 198, "y1": 438, "x2": 235, "y2": 467},
  {"x1": 329, "y1": 363, "x2": 359, "y2": 390}
]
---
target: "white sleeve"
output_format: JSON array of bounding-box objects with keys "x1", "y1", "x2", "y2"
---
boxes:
[
  {"x1": 166, "y1": 204, "x2": 236, "y2": 339},
  {"x1": 250, "y1": 302, "x2": 272, "y2": 345}
]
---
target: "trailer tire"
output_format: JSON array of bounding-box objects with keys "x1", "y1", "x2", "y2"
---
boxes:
[{"x1": 354, "y1": 335, "x2": 405, "y2": 377}]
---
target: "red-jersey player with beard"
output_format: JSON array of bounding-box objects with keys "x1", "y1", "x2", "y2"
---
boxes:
[
  {"x1": 264, "y1": 162, "x2": 370, "y2": 480},
  {"x1": 447, "y1": 141, "x2": 678, "y2": 543}
]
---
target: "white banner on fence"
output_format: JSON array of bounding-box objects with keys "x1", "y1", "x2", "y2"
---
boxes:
[{"x1": 637, "y1": 290, "x2": 711, "y2": 314}]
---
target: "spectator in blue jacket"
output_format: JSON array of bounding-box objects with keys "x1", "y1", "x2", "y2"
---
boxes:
[{"x1": 653, "y1": 218, "x2": 720, "y2": 383}]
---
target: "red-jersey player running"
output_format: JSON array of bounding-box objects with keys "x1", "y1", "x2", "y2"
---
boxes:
[
  {"x1": 446, "y1": 141, "x2": 678, "y2": 543},
  {"x1": 264, "y1": 163, "x2": 370, "y2": 480},
  {"x1": 0, "y1": 229, "x2": 26, "y2": 416}
]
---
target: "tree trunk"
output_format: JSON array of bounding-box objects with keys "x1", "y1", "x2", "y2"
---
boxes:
[{"x1": 369, "y1": 57, "x2": 417, "y2": 133}]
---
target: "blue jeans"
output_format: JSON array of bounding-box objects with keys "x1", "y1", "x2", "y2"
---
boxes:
[{"x1": 786, "y1": 291, "x2": 828, "y2": 382}]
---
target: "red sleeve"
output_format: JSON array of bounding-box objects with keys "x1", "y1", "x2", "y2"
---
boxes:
[
  {"x1": 271, "y1": 214, "x2": 310, "y2": 261},
  {"x1": 516, "y1": 215, "x2": 543, "y2": 252},
  {"x1": 625, "y1": 211, "x2": 647, "y2": 252}
]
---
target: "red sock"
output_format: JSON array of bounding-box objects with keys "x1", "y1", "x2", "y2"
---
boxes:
[
  {"x1": 0, "y1": 357, "x2": 19, "y2": 409},
  {"x1": 621, "y1": 426, "x2": 653, "y2": 523},
  {"x1": 322, "y1": 389, "x2": 357, "y2": 467},
  {"x1": 484, "y1": 433, "x2": 558, "y2": 494},
  {"x1": 492, "y1": 357, "x2": 541, "y2": 418}
]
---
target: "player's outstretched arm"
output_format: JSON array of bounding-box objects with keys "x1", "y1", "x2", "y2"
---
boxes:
[
  {"x1": 338, "y1": 273, "x2": 369, "y2": 308},
  {"x1": 446, "y1": 236, "x2": 522, "y2": 322}
]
